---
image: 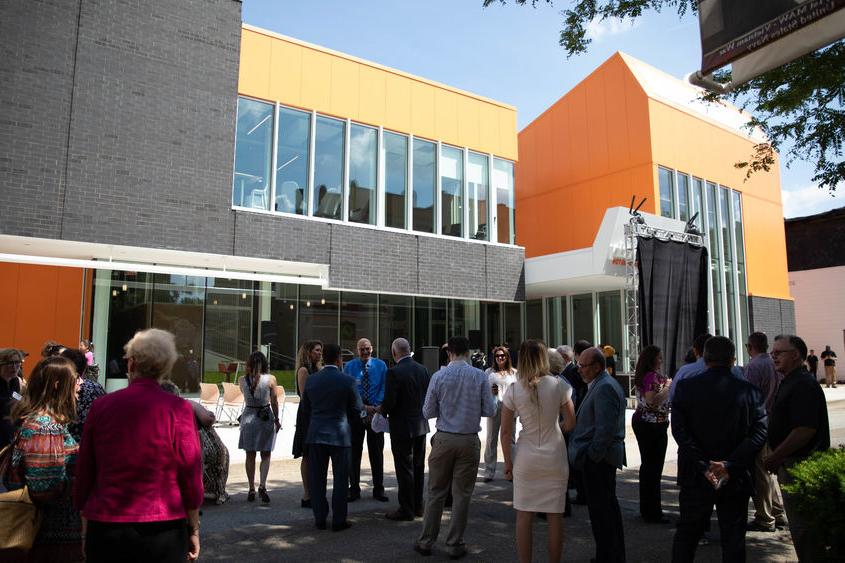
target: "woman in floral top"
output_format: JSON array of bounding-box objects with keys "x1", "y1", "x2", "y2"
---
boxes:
[
  {"x1": 3, "y1": 356, "x2": 82, "y2": 562},
  {"x1": 632, "y1": 345, "x2": 672, "y2": 523}
]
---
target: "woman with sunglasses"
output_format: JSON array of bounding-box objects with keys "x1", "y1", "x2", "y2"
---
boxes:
[{"x1": 482, "y1": 345, "x2": 517, "y2": 482}]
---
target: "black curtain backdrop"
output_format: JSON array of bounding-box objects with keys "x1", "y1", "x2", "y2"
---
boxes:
[{"x1": 637, "y1": 237, "x2": 709, "y2": 377}]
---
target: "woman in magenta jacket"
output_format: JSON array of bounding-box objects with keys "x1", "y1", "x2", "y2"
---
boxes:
[{"x1": 74, "y1": 329, "x2": 203, "y2": 562}]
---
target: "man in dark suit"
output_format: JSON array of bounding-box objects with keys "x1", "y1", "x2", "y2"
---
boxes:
[
  {"x1": 381, "y1": 338, "x2": 430, "y2": 521},
  {"x1": 568, "y1": 347, "x2": 627, "y2": 563},
  {"x1": 302, "y1": 343, "x2": 364, "y2": 532},
  {"x1": 671, "y1": 336, "x2": 768, "y2": 562}
]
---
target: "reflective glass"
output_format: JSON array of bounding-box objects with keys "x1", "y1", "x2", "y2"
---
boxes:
[
  {"x1": 384, "y1": 132, "x2": 408, "y2": 229},
  {"x1": 467, "y1": 152, "x2": 489, "y2": 240},
  {"x1": 298, "y1": 286, "x2": 339, "y2": 349},
  {"x1": 732, "y1": 191, "x2": 750, "y2": 360},
  {"x1": 545, "y1": 297, "x2": 568, "y2": 347},
  {"x1": 598, "y1": 291, "x2": 623, "y2": 364},
  {"x1": 692, "y1": 177, "x2": 705, "y2": 231},
  {"x1": 414, "y1": 297, "x2": 446, "y2": 348},
  {"x1": 441, "y1": 145, "x2": 464, "y2": 237},
  {"x1": 265, "y1": 282, "x2": 298, "y2": 392},
  {"x1": 493, "y1": 159, "x2": 515, "y2": 244},
  {"x1": 275, "y1": 107, "x2": 310, "y2": 215},
  {"x1": 348, "y1": 124, "x2": 377, "y2": 225},
  {"x1": 233, "y1": 98, "x2": 273, "y2": 210},
  {"x1": 449, "y1": 299, "x2": 481, "y2": 343},
  {"x1": 378, "y1": 294, "x2": 412, "y2": 364},
  {"x1": 482, "y1": 302, "x2": 502, "y2": 358},
  {"x1": 340, "y1": 292, "x2": 378, "y2": 356},
  {"x1": 525, "y1": 299, "x2": 543, "y2": 341},
  {"x1": 100, "y1": 271, "x2": 154, "y2": 382},
  {"x1": 313, "y1": 116, "x2": 345, "y2": 220},
  {"x1": 412, "y1": 139, "x2": 436, "y2": 233},
  {"x1": 152, "y1": 274, "x2": 207, "y2": 393},
  {"x1": 706, "y1": 182, "x2": 723, "y2": 334},
  {"x1": 572, "y1": 293, "x2": 594, "y2": 343},
  {"x1": 677, "y1": 173, "x2": 690, "y2": 222},
  {"x1": 658, "y1": 167, "x2": 675, "y2": 218},
  {"x1": 205, "y1": 279, "x2": 255, "y2": 386},
  {"x1": 720, "y1": 187, "x2": 736, "y2": 342},
  {"x1": 503, "y1": 302, "x2": 523, "y2": 353}
]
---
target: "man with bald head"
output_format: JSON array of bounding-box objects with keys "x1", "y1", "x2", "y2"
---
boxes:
[
  {"x1": 344, "y1": 337, "x2": 389, "y2": 502},
  {"x1": 568, "y1": 347, "x2": 627, "y2": 562},
  {"x1": 381, "y1": 338, "x2": 431, "y2": 521}
]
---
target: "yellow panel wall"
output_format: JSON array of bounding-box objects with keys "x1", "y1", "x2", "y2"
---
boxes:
[
  {"x1": 239, "y1": 26, "x2": 517, "y2": 160},
  {"x1": 647, "y1": 98, "x2": 790, "y2": 300}
]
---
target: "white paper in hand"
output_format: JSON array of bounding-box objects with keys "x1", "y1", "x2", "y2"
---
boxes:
[{"x1": 371, "y1": 412, "x2": 389, "y2": 433}]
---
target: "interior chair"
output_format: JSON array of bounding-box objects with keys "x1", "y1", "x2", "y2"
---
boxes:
[{"x1": 219, "y1": 382, "x2": 245, "y2": 425}]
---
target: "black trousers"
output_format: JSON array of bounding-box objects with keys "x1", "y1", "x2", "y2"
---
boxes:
[
  {"x1": 309, "y1": 443, "x2": 351, "y2": 527},
  {"x1": 632, "y1": 419, "x2": 669, "y2": 519},
  {"x1": 672, "y1": 479, "x2": 749, "y2": 563},
  {"x1": 583, "y1": 457, "x2": 626, "y2": 562},
  {"x1": 349, "y1": 417, "x2": 384, "y2": 494},
  {"x1": 391, "y1": 434, "x2": 426, "y2": 516},
  {"x1": 86, "y1": 519, "x2": 188, "y2": 563}
]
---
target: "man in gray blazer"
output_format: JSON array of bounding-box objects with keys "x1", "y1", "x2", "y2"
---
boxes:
[
  {"x1": 568, "y1": 347, "x2": 627, "y2": 563},
  {"x1": 302, "y1": 343, "x2": 364, "y2": 532}
]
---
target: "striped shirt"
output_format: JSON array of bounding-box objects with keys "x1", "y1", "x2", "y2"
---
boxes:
[{"x1": 423, "y1": 359, "x2": 497, "y2": 433}]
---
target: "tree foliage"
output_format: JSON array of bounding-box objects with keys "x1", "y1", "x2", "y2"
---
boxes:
[{"x1": 484, "y1": 0, "x2": 845, "y2": 192}]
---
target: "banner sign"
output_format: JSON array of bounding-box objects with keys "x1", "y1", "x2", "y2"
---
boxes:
[{"x1": 699, "y1": 0, "x2": 845, "y2": 74}]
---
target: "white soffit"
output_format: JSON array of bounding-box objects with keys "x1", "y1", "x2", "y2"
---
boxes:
[
  {"x1": 525, "y1": 207, "x2": 686, "y2": 299},
  {"x1": 0, "y1": 235, "x2": 329, "y2": 286}
]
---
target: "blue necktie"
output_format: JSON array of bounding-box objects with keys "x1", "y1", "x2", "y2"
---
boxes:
[{"x1": 362, "y1": 362, "x2": 370, "y2": 405}]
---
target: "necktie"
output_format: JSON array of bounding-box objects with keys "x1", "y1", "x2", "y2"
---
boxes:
[{"x1": 362, "y1": 362, "x2": 370, "y2": 405}]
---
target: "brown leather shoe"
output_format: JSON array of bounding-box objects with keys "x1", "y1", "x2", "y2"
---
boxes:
[
  {"x1": 415, "y1": 507, "x2": 424, "y2": 518},
  {"x1": 385, "y1": 510, "x2": 414, "y2": 521}
]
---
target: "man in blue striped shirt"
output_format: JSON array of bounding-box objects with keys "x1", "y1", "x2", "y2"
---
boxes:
[{"x1": 415, "y1": 336, "x2": 496, "y2": 559}]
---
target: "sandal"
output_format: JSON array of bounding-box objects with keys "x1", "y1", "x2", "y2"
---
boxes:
[
  {"x1": 247, "y1": 489, "x2": 256, "y2": 502},
  {"x1": 259, "y1": 487, "x2": 270, "y2": 504}
]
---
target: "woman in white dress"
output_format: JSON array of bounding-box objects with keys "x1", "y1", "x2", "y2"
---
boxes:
[
  {"x1": 238, "y1": 351, "x2": 281, "y2": 504},
  {"x1": 502, "y1": 340, "x2": 575, "y2": 563},
  {"x1": 483, "y1": 345, "x2": 517, "y2": 481}
]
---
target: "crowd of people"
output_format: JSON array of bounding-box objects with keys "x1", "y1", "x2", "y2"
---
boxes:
[{"x1": 0, "y1": 326, "x2": 833, "y2": 562}]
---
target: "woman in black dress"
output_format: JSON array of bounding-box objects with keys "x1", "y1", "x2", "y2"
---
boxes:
[{"x1": 292, "y1": 340, "x2": 322, "y2": 508}]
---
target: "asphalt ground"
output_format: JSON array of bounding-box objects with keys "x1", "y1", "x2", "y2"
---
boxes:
[{"x1": 200, "y1": 392, "x2": 845, "y2": 562}]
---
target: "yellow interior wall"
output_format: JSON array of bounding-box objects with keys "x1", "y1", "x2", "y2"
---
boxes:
[{"x1": 238, "y1": 26, "x2": 518, "y2": 160}]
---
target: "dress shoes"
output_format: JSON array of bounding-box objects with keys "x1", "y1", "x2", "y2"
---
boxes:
[
  {"x1": 413, "y1": 544, "x2": 432, "y2": 557},
  {"x1": 385, "y1": 510, "x2": 415, "y2": 521},
  {"x1": 415, "y1": 507, "x2": 424, "y2": 518},
  {"x1": 315, "y1": 521, "x2": 327, "y2": 530},
  {"x1": 332, "y1": 521, "x2": 353, "y2": 532},
  {"x1": 301, "y1": 498, "x2": 312, "y2": 509},
  {"x1": 347, "y1": 491, "x2": 361, "y2": 503},
  {"x1": 747, "y1": 520, "x2": 776, "y2": 532},
  {"x1": 482, "y1": 477, "x2": 493, "y2": 483},
  {"x1": 448, "y1": 546, "x2": 468, "y2": 560},
  {"x1": 373, "y1": 492, "x2": 389, "y2": 502}
]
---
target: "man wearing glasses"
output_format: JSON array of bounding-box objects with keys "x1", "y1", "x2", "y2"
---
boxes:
[
  {"x1": 344, "y1": 337, "x2": 389, "y2": 503},
  {"x1": 568, "y1": 347, "x2": 627, "y2": 563},
  {"x1": 765, "y1": 334, "x2": 830, "y2": 562},
  {"x1": 0, "y1": 348, "x2": 24, "y2": 450}
]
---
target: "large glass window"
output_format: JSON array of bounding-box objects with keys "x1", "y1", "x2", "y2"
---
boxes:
[
  {"x1": 692, "y1": 177, "x2": 705, "y2": 232},
  {"x1": 658, "y1": 167, "x2": 675, "y2": 218},
  {"x1": 378, "y1": 295, "x2": 412, "y2": 364},
  {"x1": 340, "y1": 292, "x2": 378, "y2": 355},
  {"x1": 152, "y1": 274, "x2": 207, "y2": 393},
  {"x1": 677, "y1": 173, "x2": 690, "y2": 222},
  {"x1": 265, "y1": 282, "x2": 298, "y2": 391},
  {"x1": 732, "y1": 190, "x2": 750, "y2": 360},
  {"x1": 412, "y1": 139, "x2": 436, "y2": 233},
  {"x1": 482, "y1": 302, "x2": 502, "y2": 358},
  {"x1": 205, "y1": 279, "x2": 255, "y2": 386},
  {"x1": 414, "y1": 297, "x2": 446, "y2": 348},
  {"x1": 572, "y1": 293, "x2": 594, "y2": 343},
  {"x1": 298, "y1": 285, "x2": 339, "y2": 349},
  {"x1": 441, "y1": 145, "x2": 464, "y2": 237},
  {"x1": 503, "y1": 302, "x2": 523, "y2": 355},
  {"x1": 313, "y1": 116, "x2": 345, "y2": 220},
  {"x1": 99, "y1": 271, "x2": 154, "y2": 384},
  {"x1": 525, "y1": 299, "x2": 544, "y2": 341},
  {"x1": 493, "y1": 159, "x2": 515, "y2": 244},
  {"x1": 233, "y1": 98, "x2": 273, "y2": 210},
  {"x1": 348, "y1": 124, "x2": 377, "y2": 225},
  {"x1": 274, "y1": 107, "x2": 310, "y2": 215},
  {"x1": 598, "y1": 291, "x2": 623, "y2": 360},
  {"x1": 545, "y1": 297, "x2": 568, "y2": 347},
  {"x1": 720, "y1": 187, "x2": 737, "y2": 343},
  {"x1": 467, "y1": 152, "x2": 489, "y2": 241},
  {"x1": 384, "y1": 132, "x2": 408, "y2": 229},
  {"x1": 450, "y1": 300, "x2": 482, "y2": 353},
  {"x1": 706, "y1": 181, "x2": 723, "y2": 334}
]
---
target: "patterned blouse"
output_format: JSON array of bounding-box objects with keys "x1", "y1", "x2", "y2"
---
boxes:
[
  {"x1": 633, "y1": 371, "x2": 670, "y2": 424},
  {"x1": 4, "y1": 414, "x2": 81, "y2": 545},
  {"x1": 69, "y1": 378, "x2": 106, "y2": 444}
]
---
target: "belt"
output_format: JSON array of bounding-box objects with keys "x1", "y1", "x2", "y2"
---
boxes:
[{"x1": 437, "y1": 430, "x2": 477, "y2": 436}]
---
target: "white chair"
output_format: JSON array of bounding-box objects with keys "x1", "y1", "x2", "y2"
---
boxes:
[
  {"x1": 250, "y1": 183, "x2": 268, "y2": 210},
  {"x1": 199, "y1": 383, "x2": 222, "y2": 419},
  {"x1": 219, "y1": 382, "x2": 244, "y2": 425}
]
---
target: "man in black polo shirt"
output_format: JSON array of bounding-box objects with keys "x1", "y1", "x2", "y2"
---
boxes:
[{"x1": 765, "y1": 334, "x2": 830, "y2": 562}]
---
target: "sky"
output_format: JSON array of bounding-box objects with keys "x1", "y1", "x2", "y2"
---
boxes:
[{"x1": 242, "y1": 0, "x2": 842, "y2": 218}]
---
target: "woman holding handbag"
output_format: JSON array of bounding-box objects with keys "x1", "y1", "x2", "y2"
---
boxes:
[{"x1": 2, "y1": 356, "x2": 82, "y2": 562}]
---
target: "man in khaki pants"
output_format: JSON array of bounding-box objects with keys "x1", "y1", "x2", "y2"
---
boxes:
[
  {"x1": 415, "y1": 336, "x2": 496, "y2": 559},
  {"x1": 821, "y1": 345, "x2": 837, "y2": 388}
]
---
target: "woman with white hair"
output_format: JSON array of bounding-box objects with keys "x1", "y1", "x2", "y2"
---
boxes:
[{"x1": 74, "y1": 329, "x2": 203, "y2": 562}]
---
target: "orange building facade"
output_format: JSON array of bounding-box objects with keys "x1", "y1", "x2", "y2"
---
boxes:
[{"x1": 516, "y1": 52, "x2": 793, "y2": 369}]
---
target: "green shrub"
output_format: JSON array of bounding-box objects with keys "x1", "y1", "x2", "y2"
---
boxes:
[{"x1": 783, "y1": 446, "x2": 845, "y2": 559}]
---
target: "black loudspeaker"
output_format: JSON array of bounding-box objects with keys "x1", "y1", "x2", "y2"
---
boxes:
[{"x1": 260, "y1": 321, "x2": 278, "y2": 345}]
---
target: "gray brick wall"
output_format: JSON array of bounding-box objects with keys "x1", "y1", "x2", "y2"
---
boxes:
[
  {"x1": 233, "y1": 210, "x2": 525, "y2": 301},
  {"x1": 0, "y1": 0, "x2": 242, "y2": 254},
  {"x1": 0, "y1": 0, "x2": 525, "y2": 303},
  {"x1": 749, "y1": 296, "x2": 797, "y2": 339}
]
